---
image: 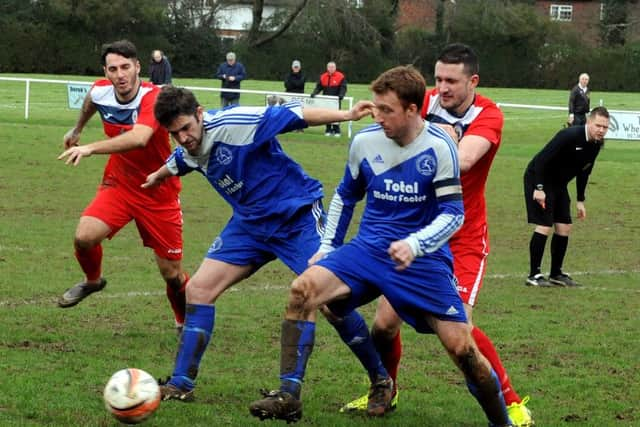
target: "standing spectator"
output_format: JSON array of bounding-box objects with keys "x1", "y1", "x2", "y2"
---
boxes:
[
  {"x1": 149, "y1": 49, "x2": 172, "y2": 85},
  {"x1": 311, "y1": 61, "x2": 347, "y2": 137},
  {"x1": 284, "y1": 59, "x2": 306, "y2": 94},
  {"x1": 568, "y1": 73, "x2": 590, "y2": 126},
  {"x1": 215, "y1": 52, "x2": 246, "y2": 107},
  {"x1": 56, "y1": 40, "x2": 189, "y2": 332},
  {"x1": 524, "y1": 107, "x2": 610, "y2": 287}
]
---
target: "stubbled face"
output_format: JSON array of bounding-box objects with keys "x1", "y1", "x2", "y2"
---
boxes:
[
  {"x1": 104, "y1": 53, "x2": 140, "y2": 102},
  {"x1": 434, "y1": 61, "x2": 478, "y2": 115},
  {"x1": 580, "y1": 75, "x2": 590, "y2": 87},
  {"x1": 587, "y1": 115, "x2": 609, "y2": 141},
  {"x1": 327, "y1": 63, "x2": 336, "y2": 73},
  {"x1": 372, "y1": 90, "x2": 415, "y2": 144},
  {"x1": 166, "y1": 109, "x2": 204, "y2": 155}
]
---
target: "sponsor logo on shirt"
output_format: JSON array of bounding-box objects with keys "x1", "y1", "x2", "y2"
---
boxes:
[
  {"x1": 372, "y1": 179, "x2": 427, "y2": 203},
  {"x1": 217, "y1": 174, "x2": 244, "y2": 195},
  {"x1": 372, "y1": 154, "x2": 384, "y2": 164}
]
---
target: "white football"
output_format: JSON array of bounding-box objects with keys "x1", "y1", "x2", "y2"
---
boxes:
[{"x1": 103, "y1": 368, "x2": 160, "y2": 424}]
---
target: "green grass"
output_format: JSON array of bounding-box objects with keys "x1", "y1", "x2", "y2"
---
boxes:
[{"x1": 0, "y1": 74, "x2": 639, "y2": 426}]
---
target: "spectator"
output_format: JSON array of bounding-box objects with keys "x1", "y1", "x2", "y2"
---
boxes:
[
  {"x1": 311, "y1": 61, "x2": 347, "y2": 137},
  {"x1": 215, "y1": 52, "x2": 246, "y2": 107},
  {"x1": 284, "y1": 60, "x2": 306, "y2": 94},
  {"x1": 568, "y1": 73, "x2": 590, "y2": 126},
  {"x1": 149, "y1": 50, "x2": 172, "y2": 85}
]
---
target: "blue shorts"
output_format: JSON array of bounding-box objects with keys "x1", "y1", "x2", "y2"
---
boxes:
[
  {"x1": 317, "y1": 240, "x2": 467, "y2": 333},
  {"x1": 205, "y1": 201, "x2": 325, "y2": 275}
]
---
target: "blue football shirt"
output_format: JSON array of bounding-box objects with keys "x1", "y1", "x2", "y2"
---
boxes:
[{"x1": 166, "y1": 101, "x2": 323, "y2": 238}]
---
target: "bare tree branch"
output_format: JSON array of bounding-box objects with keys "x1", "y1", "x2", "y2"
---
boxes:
[{"x1": 248, "y1": 0, "x2": 309, "y2": 48}]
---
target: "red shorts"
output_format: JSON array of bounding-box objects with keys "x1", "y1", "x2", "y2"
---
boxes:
[
  {"x1": 450, "y1": 231, "x2": 488, "y2": 307},
  {"x1": 83, "y1": 185, "x2": 183, "y2": 260}
]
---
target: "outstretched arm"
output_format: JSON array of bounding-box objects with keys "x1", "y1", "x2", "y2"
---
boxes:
[
  {"x1": 63, "y1": 93, "x2": 97, "y2": 149},
  {"x1": 58, "y1": 123, "x2": 154, "y2": 166},
  {"x1": 142, "y1": 165, "x2": 174, "y2": 188},
  {"x1": 302, "y1": 100, "x2": 374, "y2": 126}
]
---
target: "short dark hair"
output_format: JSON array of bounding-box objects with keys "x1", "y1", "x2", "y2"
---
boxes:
[
  {"x1": 154, "y1": 85, "x2": 200, "y2": 128},
  {"x1": 437, "y1": 43, "x2": 479, "y2": 76},
  {"x1": 370, "y1": 65, "x2": 426, "y2": 111},
  {"x1": 101, "y1": 40, "x2": 138, "y2": 66},
  {"x1": 589, "y1": 106, "x2": 609, "y2": 119}
]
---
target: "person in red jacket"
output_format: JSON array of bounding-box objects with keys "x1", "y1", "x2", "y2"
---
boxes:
[{"x1": 311, "y1": 61, "x2": 347, "y2": 137}]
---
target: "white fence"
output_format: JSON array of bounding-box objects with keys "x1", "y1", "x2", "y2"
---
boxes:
[
  {"x1": 0, "y1": 76, "x2": 355, "y2": 137},
  {"x1": 2, "y1": 76, "x2": 639, "y2": 140}
]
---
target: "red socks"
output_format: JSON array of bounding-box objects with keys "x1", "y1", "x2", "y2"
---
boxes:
[
  {"x1": 75, "y1": 245, "x2": 102, "y2": 282},
  {"x1": 166, "y1": 273, "x2": 189, "y2": 325},
  {"x1": 472, "y1": 326, "x2": 520, "y2": 405},
  {"x1": 374, "y1": 330, "x2": 402, "y2": 390}
]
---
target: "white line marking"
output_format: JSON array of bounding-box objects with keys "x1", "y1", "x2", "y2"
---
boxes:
[{"x1": 2, "y1": 269, "x2": 638, "y2": 307}]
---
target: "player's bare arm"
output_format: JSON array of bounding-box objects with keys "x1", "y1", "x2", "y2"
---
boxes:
[
  {"x1": 58, "y1": 123, "x2": 154, "y2": 166},
  {"x1": 63, "y1": 94, "x2": 98, "y2": 149},
  {"x1": 302, "y1": 100, "x2": 374, "y2": 126},
  {"x1": 141, "y1": 165, "x2": 173, "y2": 189},
  {"x1": 457, "y1": 134, "x2": 491, "y2": 173}
]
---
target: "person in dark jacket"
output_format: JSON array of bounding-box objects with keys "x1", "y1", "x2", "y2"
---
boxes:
[
  {"x1": 311, "y1": 61, "x2": 347, "y2": 137},
  {"x1": 567, "y1": 73, "x2": 590, "y2": 126},
  {"x1": 524, "y1": 106, "x2": 609, "y2": 288},
  {"x1": 284, "y1": 60, "x2": 306, "y2": 94},
  {"x1": 149, "y1": 50, "x2": 172, "y2": 85},
  {"x1": 215, "y1": 52, "x2": 246, "y2": 107}
]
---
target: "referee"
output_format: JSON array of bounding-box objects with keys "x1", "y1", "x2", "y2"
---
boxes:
[{"x1": 524, "y1": 106, "x2": 610, "y2": 287}]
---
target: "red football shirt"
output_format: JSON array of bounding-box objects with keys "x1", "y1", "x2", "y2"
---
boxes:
[
  {"x1": 90, "y1": 80, "x2": 180, "y2": 202},
  {"x1": 421, "y1": 89, "x2": 503, "y2": 243}
]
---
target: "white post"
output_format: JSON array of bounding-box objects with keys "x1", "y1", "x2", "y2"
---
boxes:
[
  {"x1": 348, "y1": 97, "x2": 353, "y2": 138},
  {"x1": 25, "y1": 79, "x2": 30, "y2": 120}
]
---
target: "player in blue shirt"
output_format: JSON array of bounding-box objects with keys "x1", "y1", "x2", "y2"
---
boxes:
[
  {"x1": 143, "y1": 86, "x2": 377, "y2": 401},
  {"x1": 249, "y1": 66, "x2": 512, "y2": 426}
]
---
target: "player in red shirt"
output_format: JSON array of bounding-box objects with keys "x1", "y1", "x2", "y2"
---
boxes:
[
  {"x1": 341, "y1": 44, "x2": 534, "y2": 426},
  {"x1": 57, "y1": 40, "x2": 189, "y2": 331}
]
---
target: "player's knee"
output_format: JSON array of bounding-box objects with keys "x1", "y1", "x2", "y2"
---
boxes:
[
  {"x1": 288, "y1": 274, "x2": 317, "y2": 316},
  {"x1": 73, "y1": 234, "x2": 98, "y2": 251},
  {"x1": 452, "y1": 344, "x2": 489, "y2": 380},
  {"x1": 372, "y1": 314, "x2": 402, "y2": 339}
]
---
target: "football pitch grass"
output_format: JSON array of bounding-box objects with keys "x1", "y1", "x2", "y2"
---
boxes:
[{"x1": 0, "y1": 75, "x2": 638, "y2": 426}]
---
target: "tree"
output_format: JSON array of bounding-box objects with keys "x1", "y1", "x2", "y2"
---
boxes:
[{"x1": 600, "y1": 0, "x2": 628, "y2": 46}]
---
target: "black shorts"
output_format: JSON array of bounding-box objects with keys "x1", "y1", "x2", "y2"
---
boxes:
[{"x1": 524, "y1": 172, "x2": 572, "y2": 226}]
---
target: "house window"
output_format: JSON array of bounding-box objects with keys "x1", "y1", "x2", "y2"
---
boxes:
[{"x1": 550, "y1": 4, "x2": 573, "y2": 21}]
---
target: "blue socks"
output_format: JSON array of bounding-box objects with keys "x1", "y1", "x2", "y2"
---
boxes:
[
  {"x1": 170, "y1": 303, "x2": 215, "y2": 391},
  {"x1": 330, "y1": 310, "x2": 388, "y2": 382},
  {"x1": 466, "y1": 369, "x2": 511, "y2": 425},
  {"x1": 279, "y1": 320, "x2": 315, "y2": 399}
]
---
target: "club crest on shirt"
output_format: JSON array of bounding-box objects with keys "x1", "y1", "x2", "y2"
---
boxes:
[
  {"x1": 215, "y1": 146, "x2": 233, "y2": 165},
  {"x1": 416, "y1": 154, "x2": 436, "y2": 177}
]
